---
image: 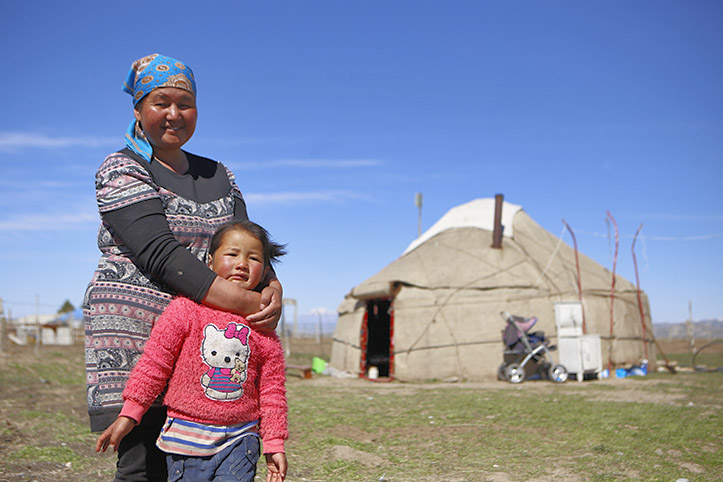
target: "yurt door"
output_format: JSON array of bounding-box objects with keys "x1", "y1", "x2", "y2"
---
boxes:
[{"x1": 363, "y1": 299, "x2": 393, "y2": 378}]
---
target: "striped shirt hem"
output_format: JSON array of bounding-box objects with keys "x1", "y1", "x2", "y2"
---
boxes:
[{"x1": 156, "y1": 417, "x2": 259, "y2": 456}]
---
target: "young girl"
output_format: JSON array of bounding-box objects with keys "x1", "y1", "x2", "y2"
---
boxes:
[{"x1": 96, "y1": 221, "x2": 288, "y2": 482}]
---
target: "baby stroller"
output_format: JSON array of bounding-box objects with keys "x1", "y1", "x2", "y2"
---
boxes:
[{"x1": 498, "y1": 311, "x2": 568, "y2": 383}]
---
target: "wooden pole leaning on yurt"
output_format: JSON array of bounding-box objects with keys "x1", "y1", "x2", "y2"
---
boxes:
[
  {"x1": 562, "y1": 219, "x2": 586, "y2": 334},
  {"x1": 491, "y1": 194, "x2": 504, "y2": 249},
  {"x1": 606, "y1": 211, "x2": 619, "y2": 372},
  {"x1": 631, "y1": 223, "x2": 649, "y2": 361}
]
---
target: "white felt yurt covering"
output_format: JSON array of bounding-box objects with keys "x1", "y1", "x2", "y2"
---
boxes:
[{"x1": 330, "y1": 198, "x2": 654, "y2": 381}]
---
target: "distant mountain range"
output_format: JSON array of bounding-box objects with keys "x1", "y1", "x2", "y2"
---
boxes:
[{"x1": 653, "y1": 319, "x2": 723, "y2": 339}]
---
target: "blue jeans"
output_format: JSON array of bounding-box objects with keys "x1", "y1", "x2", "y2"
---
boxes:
[{"x1": 167, "y1": 435, "x2": 260, "y2": 482}]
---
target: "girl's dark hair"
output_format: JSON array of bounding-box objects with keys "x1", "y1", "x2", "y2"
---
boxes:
[{"x1": 209, "y1": 220, "x2": 286, "y2": 267}]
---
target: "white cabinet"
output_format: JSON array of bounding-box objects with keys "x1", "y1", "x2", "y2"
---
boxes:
[
  {"x1": 558, "y1": 335, "x2": 602, "y2": 381},
  {"x1": 554, "y1": 302, "x2": 603, "y2": 381}
]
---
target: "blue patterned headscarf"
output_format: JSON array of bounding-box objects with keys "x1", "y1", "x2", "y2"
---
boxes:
[{"x1": 122, "y1": 54, "x2": 197, "y2": 161}]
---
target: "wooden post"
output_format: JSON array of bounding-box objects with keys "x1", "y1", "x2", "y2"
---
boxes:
[
  {"x1": 415, "y1": 193, "x2": 423, "y2": 238},
  {"x1": 0, "y1": 298, "x2": 6, "y2": 354},
  {"x1": 686, "y1": 300, "x2": 694, "y2": 352}
]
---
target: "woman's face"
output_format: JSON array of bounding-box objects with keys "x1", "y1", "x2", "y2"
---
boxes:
[{"x1": 134, "y1": 87, "x2": 197, "y2": 153}]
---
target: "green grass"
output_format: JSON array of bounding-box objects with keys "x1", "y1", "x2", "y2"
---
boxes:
[
  {"x1": 5, "y1": 410, "x2": 108, "y2": 473},
  {"x1": 268, "y1": 372, "x2": 723, "y2": 481},
  {"x1": 2, "y1": 344, "x2": 721, "y2": 481},
  {"x1": 285, "y1": 349, "x2": 329, "y2": 369},
  {"x1": 0, "y1": 350, "x2": 85, "y2": 386},
  {"x1": 0, "y1": 347, "x2": 117, "y2": 479},
  {"x1": 18, "y1": 410, "x2": 92, "y2": 444},
  {"x1": 666, "y1": 349, "x2": 723, "y2": 369},
  {"x1": 10, "y1": 445, "x2": 79, "y2": 464}
]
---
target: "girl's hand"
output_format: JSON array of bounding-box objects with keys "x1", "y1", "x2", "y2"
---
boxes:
[
  {"x1": 265, "y1": 452, "x2": 287, "y2": 482},
  {"x1": 95, "y1": 416, "x2": 135, "y2": 453},
  {"x1": 246, "y1": 281, "x2": 282, "y2": 332}
]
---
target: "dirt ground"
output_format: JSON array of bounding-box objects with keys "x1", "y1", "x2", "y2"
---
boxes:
[{"x1": 0, "y1": 339, "x2": 719, "y2": 482}]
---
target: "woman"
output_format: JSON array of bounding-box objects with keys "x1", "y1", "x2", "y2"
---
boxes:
[{"x1": 84, "y1": 53, "x2": 282, "y2": 481}]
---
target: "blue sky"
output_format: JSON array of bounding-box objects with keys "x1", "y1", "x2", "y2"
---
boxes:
[{"x1": 1, "y1": 1, "x2": 721, "y2": 323}]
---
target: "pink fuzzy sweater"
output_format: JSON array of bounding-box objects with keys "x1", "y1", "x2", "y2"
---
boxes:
[{"x1": 120, "y1": 297, "x2": 287, "y2": 453}]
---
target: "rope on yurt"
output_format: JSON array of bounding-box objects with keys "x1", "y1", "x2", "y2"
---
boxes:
[
  {"x1": 531, "y1": 225, "x2": 566, "y2": 288},
  {"x1": 562, "y1": 219, "x2": 586, "y2": 333}
]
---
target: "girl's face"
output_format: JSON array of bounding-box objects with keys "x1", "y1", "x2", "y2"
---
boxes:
[{"x1": 208, "y1": 229, "x2": 268, "y2": 291}]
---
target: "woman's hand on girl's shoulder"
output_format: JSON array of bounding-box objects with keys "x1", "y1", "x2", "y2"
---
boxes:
[
  {"x1": 203, "y1": 276, "x2": 262, "y2": 317},
  {"x1": 245, "y1": 283, "x2": 282, "y2": 332}
]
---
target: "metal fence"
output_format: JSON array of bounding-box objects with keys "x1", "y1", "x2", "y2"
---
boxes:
[{"x1": 279, "y1": 310, "x2": 337, "y2": 339}]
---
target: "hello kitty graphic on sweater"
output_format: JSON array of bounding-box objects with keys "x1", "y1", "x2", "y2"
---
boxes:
[
  {"x1": 200, "y1": 322, "x2": 250, "y2": 400},
  {"x1": 119, "y1": 297, "x2": 287, "y2": 453}
]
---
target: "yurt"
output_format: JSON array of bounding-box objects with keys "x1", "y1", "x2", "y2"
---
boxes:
[{"x1": 330, "y1": 197, "x2": 654, "y2": 381}]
